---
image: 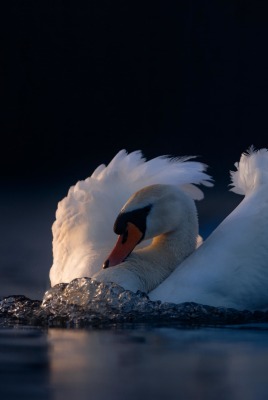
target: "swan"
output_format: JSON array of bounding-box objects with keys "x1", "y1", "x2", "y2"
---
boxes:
[
  {"x1": 49, "y1": 149, "x2": 212, "y2": 288},
  {"x1": 92, "y1": 147, "x2": 268, "y2": 311},
  {"x1": 149, "y1": 146, "x2": 268, "y2": 311},
  {"x1": 92, "y1": 183, "x2": 204, "y2": 292},
  {"x1": 94, "y1": 146, "x2": 268, "y2": 311}
]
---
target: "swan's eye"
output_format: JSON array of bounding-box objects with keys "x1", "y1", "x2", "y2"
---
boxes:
[{"x1": 122, "y1": 230, "x2": 128, "y2": 244}]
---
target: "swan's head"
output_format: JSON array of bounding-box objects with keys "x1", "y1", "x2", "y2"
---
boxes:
[{"x1": 103, "y1": 184, "x2": 197, "y2": 268}]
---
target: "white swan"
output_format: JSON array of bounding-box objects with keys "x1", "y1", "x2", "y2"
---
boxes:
[
  {"x1": 92, "y1": 183, "x2": 204, "y2": 292},
  {"x1": 49, "y1": 149, "x2": 212, "y2": 288},
  {"x1": 92, "y1": 147, "x2": 268, "y2": 311},
  {"x1": 149, "y1": 146, "x2": 268, "y2": 311}
]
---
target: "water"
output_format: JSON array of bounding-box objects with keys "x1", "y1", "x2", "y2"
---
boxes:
[
  {"x1": 1, "y1": 323, "x2": 268, "y2": 400},
  {"x1": 1, "y1": 281, "x2": 268, "y2": 400},
  {"x1": 1, "y1": 280, "x2": 267, "y2": 328},
  {"x1": 1, "y1": 188, "x2": 265, "y2": 399}
]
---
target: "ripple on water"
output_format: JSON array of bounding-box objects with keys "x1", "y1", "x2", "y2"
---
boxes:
[{"x1": 0, "y1": 278, "x2": 268, "y2": 328}]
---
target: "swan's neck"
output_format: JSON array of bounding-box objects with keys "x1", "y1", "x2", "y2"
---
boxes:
[{"x1": 125, "y1": 221, "x2": 198, "y2": 292}]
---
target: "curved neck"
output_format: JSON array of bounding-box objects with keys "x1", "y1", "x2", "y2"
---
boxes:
[{"x1": 126, "y1": 216, "x2": 199, "y2": 293}]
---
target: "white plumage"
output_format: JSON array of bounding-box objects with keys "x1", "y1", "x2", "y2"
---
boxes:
[
  {"x1": 230, "y1": 145, "x2": 268, "y2": 195},
  {"x1": 50, "y1": 146, "x2": 268, "y2": 311},
  {"x1": 150, "y1": 147, "x2": 268, "y2": 310},
  {"x1": 49, "y1": 149, "x2": 212, "y2": 287}
]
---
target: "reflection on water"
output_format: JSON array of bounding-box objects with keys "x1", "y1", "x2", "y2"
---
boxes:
[
  {"x1": 49, "y1": 329, "x2": 90, "y2": 395},
  {"x1": 48, "y1": 325, "x2": 268, "y2": 400},
  {"x1": 1, "y1": 324, "x2": 268, "y2": 400}
]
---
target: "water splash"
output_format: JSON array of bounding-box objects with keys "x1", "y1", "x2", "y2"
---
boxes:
[{"x1": 1, "y1": 278, "x2": 268, "y2": 328}]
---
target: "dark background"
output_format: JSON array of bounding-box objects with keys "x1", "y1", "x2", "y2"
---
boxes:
[{"x1": 1, "y1": 1, "x2": 268, "y2": 298}]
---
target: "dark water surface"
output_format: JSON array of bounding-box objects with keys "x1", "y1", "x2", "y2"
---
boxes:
[{"x1": 1, "y1": 323, "x2": 268, "y2": 400}]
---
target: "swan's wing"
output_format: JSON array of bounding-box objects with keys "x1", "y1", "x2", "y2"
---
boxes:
[
  {"x1": 151, "y1": 147, "x2": 268, "y2": 310},
  {"x1": 230, "y1": 146, "x2": 268, "y2": 195},
  {"x1": 50, "y1": 149, "x2": 213, "y2": 286}
]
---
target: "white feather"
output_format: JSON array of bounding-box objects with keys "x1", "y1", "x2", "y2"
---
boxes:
[
  {"x1": 230, "y1": 146, "x2": 268, "y2": 195},
  {"x1": 50, "y1": 149, "x2": 212, "y2": 286},
  {"x1": 150, "y1": 146, "x2": 268, "y2": 311}
]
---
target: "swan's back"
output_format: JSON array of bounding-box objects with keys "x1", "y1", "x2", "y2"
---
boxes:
[
  {"x1": 50, "y1": 149, "x2": 212, "y2": 286},
  {"x1": 150, "y1": 147, "x2": 268, "y2": 311}
]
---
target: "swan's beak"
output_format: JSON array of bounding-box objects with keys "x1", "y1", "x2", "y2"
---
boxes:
[{"x1": 103, "y1": 222, "x2": 143, "y2": 268}]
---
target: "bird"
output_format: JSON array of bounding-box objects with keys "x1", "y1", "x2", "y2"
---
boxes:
[
  {"x1": 92, "y1": 183, "x2": 205, "y2": 293},
  {"x1": 149, "y1": 146, "x2": 268, "y2": 311},
  {"x1": 49, "y1": 149, "x2": 213, "y2": 289}
]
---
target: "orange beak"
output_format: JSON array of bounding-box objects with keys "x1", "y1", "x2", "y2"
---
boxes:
[{"x1": 103, "y1": 222, "x2": 143, "y2": 268}]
